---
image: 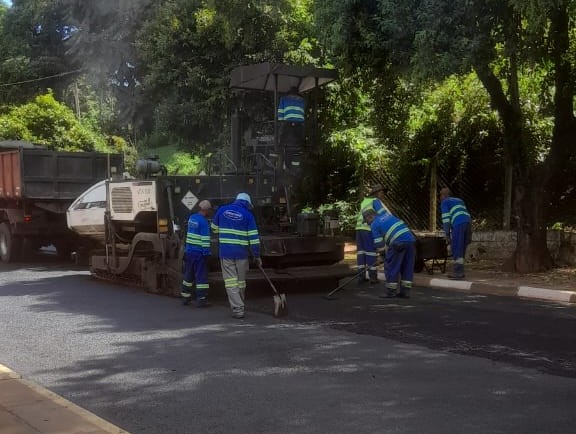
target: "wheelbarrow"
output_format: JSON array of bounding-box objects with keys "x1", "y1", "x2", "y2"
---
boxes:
[{"x1": 414, "y1": 236, "x2": 448, "y2": 275}]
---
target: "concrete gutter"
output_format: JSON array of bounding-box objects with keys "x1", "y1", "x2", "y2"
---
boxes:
[
  {"x1": 409, "y1": 274, "x2": 576, "y2": 304},
  {"x1": 374, "y1": 271, "x2": 576, "y2": 304}
]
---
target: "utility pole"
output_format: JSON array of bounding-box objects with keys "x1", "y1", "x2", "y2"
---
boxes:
[{"x1": 73, "y1": 81, "x2": 81, "y2": 120}]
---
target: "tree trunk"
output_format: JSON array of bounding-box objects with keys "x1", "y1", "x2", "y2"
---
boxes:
[
  {"x1": 504, "y1": 174, "x2": 552, "y2": 272},
  {"x1": 474, "y1": 59, "x2": 552, "y2": 273}
]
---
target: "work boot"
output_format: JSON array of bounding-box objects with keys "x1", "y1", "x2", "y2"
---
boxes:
[
  {"x1": 380, "y1": 284, "x2": 397, "y2": 298},
  {"x1": 448, "y1": 263, "x2": 465, "y2": 279},
  {"x1": 196, "y1": 298, "x2": 211, "y2": 308},
  {"x1": 232, "y1": 312, "x2": 245, "y2": 319},
  {"x1": 357, "y1": 269, "x2": 368, "y2": 284},
  {"x1": 182, "y1": 298, "x2": 191, "y2": 306},
  {"x1": 368, "y1": 271, "x2": 379, "y2": 284}
]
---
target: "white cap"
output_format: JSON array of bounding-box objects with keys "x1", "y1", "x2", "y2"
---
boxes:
[
  {"x1": 235, "y1": 192, "x2": 252, "y2": 205},
  {"x1": 198, "y1": 200, "x2": 212, "y2": 210}
]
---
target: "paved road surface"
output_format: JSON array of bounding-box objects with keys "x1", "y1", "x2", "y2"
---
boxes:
[{"x1": 1, "y1": 258, "x2": 576, "y2": 434}]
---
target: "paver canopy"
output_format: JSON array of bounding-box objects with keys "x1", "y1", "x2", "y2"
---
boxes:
[{"x1": 230, "y1": 62, "x2": 337, "y2": 94}]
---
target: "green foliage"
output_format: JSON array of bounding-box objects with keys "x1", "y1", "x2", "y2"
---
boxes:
[
  {"x1": 316, "y1": 200, "x2": 357, "y2": 234},
  {"x1": 108, "y1": 135, "x2": 138, "y2": 175},
  {"x1": 0, "y1": 0, "x2": 78, "y2": 104},
  {"x1": 136, "y1": 0, "x2": 319, "y2": 149},
  {"x1": 164, "y1": 152, "x2": 202, "y2": 175},
  {"x1": 0, "y1": 91, "x2": 109, "y2": 152}
]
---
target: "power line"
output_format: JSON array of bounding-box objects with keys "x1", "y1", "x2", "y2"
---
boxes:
[{"x1": 0, "y1": 68, "x2": 84, "y2": 87}]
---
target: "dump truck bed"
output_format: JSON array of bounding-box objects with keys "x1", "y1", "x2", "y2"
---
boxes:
[{"x1": 0, "y1": 148, "x2": 123, "y2": 200}]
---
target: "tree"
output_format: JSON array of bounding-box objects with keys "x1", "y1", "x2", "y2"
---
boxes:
[
  {"x1": 0, "y1": 90, "x2": 107, "y2": 151},
  {"x1": 315, "y1": 0, "x2": 576, "y2": 272},
  {"x1": 136, "y1": 0, "x2": 320, "y2": 150},
  {"x1": 0, "y1": 0, "x2": 79, "y2": 104}
]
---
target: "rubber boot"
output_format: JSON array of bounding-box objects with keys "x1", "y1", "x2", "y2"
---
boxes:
[
  {"x1": 381, "y1": 284, "x2": 397, "y2": 298},
  {"x1": 358, "y1": 268, "x2": 368, "y2": 284},
  {"x1": 181, "y1": 289, "x2": 193, "y2": 305},
  {"x1": 449, "y1": 263, "x2": 465, "y2": 279},
  {"x1": 398, "y1": 281, "x2": 411, "y2": 298},
  {"x1": 397, "y1": 288, "x2": 411, "y2": 299}
]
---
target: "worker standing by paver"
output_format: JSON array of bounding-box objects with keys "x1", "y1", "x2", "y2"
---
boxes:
[
  {"x1": 355, "y1": 184, "x2": 390, "y2": 284},
  {"x1": 439, "y1": 187, "x2": 472, "y2": 279},
  {"x1": 181, "y1": 200, "x2": 213, "y2": 307},
  {"x1": 363, "y1": 208, "x2": 416, "y2": 298},
  {"x1": 212, "y1": 193, "x2": 261, "y2": 319}
]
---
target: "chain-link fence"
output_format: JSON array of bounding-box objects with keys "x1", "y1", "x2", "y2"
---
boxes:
[{"x1": 367, "y1": 154, "x2": 506, "y2": 232}]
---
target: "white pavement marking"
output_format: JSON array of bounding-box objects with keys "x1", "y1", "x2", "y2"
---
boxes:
[
  {"x1": 429, "y1": 278, "x2": 473, "y2": 291},
  {"x1": 517, "y1": 286, "x2": 576, "y2": 303}
]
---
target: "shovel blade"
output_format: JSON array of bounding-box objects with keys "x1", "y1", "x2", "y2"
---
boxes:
[{"x1": 273, "y1": 293, "x2": 288, "y2": 317}]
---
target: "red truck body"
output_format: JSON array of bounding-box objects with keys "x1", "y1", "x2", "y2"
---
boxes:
[{"x1": 0, "y1": 144, "x2": 123, "y2": 262}]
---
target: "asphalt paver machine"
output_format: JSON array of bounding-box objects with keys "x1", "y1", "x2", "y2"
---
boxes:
[{"x1": 68, "y1": 63, "x2": 352, "y2": 294}]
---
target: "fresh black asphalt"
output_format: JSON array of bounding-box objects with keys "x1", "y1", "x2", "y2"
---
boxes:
[{"x1": 1, "y1": 255, "x2": 576, "y2": 434}]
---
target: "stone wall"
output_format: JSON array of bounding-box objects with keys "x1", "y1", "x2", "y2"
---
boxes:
[{"x1": 466, "y1": 230, "x2": 576, "y2": 265}]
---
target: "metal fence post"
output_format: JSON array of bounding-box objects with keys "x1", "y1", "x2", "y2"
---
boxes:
[
  {"x1": 430, "y1": 157, "x2": 438, "y2": 232},
  {"x1": 503, "y1": 163, "x2": 513, "y2": 230}
]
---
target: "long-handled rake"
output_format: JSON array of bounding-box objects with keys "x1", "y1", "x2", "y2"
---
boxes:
[
  {"x1": 323, "y1": 269, "x2": 367, "y2": 300},
  {"x1": 257, "y1": 264, "x2": 288, "y2": 317}
]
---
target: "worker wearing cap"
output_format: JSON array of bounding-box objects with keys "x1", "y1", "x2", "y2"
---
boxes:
[
  {"x1": 211, "y1": 192, "x2": 261, "y2": 319},
  {"x1": 363, "y1": 208, "x2": 416, "y2": 298},
  {"x1": 181, "y1": 200, "x2": 213, "y2": 307},
  {"x1": 355, "y1": 184, "x2": 390, "y2": 284},
  {"x1": 439, "y1": 187, "x2": 472, "y2": 279}
]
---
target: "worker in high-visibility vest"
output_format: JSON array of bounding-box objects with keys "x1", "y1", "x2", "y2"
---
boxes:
[
  {"x1": 440, "y1": 187, "x2": 472, "y2": 279},
  {"x1": 278, "y1": 86, "x2": 306, "y2": 154},
  {"x1": 181, "y1": 200, "x2": 213, "y2": 307},
  {"x1": 212, "y1": 193, "x2": 261, "y2": 319},
  {"x1": 355, "y1": 184, "x2": 390, "y2": 284},
  {"x1": 363, "y1": 208, "x2": 416, "y2": 299}
]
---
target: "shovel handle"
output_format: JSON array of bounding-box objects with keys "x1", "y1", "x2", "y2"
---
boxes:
[
  {"x1": 325, "y1": 268, "x2": 366, "y2": 298},
  {"x1": 258, "y1": 263, "x2": 280, "y2": 296}
]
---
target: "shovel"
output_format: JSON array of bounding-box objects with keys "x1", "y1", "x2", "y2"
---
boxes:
[
  {"x1": 323, "y1": 268, "x2": 367, "y2": 300},
  {"x1": 257, "y1": 264, "x2": 288, "y2": 317}
]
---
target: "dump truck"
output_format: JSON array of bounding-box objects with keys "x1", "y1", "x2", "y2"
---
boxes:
[{"x1": 0, "y1": 141, "x2": 123, "y2": 262}]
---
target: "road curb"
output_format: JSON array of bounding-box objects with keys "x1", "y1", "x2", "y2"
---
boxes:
[
  {"x1": 412, "y1": 274, "x2": 576, "y2": 304},
  {"x1": 0, "y1": 363, "x2": 131, "y2": 434}
]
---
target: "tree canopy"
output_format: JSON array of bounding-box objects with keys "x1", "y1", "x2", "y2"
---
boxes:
[{"x1": 2, "y1": 0, "x2": 576, "y2": 271}]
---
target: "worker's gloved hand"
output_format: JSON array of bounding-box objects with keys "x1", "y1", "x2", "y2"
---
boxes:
[{"x1": 253, "y1": 257, "x2": 263, "y2": 268}]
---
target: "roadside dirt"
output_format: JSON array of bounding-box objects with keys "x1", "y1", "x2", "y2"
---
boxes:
[{"x1": 344, "y1": 242, "x2": 576, "y2": 291}]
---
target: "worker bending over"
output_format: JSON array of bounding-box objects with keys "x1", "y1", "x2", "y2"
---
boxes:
[
  {"x1": 355, "y1": 183, "x2": 390, "y2": 284},
  {"x1": 363, "y1": 208, "x2": 416, "y2": 298},
  {"x1": 439, "y1": 187, "x2": 472, "y2": 279}
]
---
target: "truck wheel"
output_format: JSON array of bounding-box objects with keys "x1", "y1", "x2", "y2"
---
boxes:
[
  {"x1": 54, "y1": 241, "x2": 72, "y2": 261},
  {"x1": 0, "y1": 223, "x2": 22, "y2": 263}
]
